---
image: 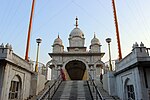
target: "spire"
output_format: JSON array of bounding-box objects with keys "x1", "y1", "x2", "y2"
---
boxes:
[
  {"x1": 58, "y1": 33, "x2": 60, "y2": 38},
  {"x1": 75, "y1": 16, "x2": 78, "y2": 28},
  {"x1": 94, "y1": 32, "x2": 96, "y2": 38}
]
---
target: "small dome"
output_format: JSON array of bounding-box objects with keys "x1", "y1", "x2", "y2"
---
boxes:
[
  {"x1": 91, "y1": 34, "x2": 100, "y2": 45},
  {"x1": 69, "y1": 28, "x2": 84, "y2": 38},
  {"x1": 53, "y1": 35, "x2": 63, "y2": 45}
]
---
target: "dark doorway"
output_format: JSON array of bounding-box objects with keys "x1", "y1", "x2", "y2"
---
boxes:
[{"x1": 65, "y1": 60, "x2": 86, "y2": 80}]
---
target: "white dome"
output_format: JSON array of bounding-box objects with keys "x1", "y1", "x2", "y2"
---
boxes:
[
  {"x1": 69, "y1": 28, "x2": 84, "y2": 38},
  {"x1": 53, "y1": 35, "x2": 63, "y2": 45},
  {"x1": 91, "y1": 34, "x2": 100, "y2": 45}
]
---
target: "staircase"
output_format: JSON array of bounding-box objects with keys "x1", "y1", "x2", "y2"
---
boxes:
[
  {"x1": 28, "y1": 80, "x2": 55, "y2": 100},
  {"x1": 95, "y1": 80, "x2": 120, "y2": 100},
  {"x1": 52, "y1": 81, "x2": 92, "y2": 100},
  {"x1": 34, "y1": 80, "x2": 120, "y2": 100}
]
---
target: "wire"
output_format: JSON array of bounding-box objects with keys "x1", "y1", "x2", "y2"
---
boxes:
[
  {"x1": 0, "y1": 0, "x2": 22, "y2": 41},
  {"x1": 0, "y1": 1, "x2": 13, "y2": 39},
  {"x1": 96, "y1": 0, "x2": 112, "y2": 16},
  {"x1": 71, "y1": 0, "x2": 112, "y2": 35},
  {"x1": 33, "y1": 0, "x2": 72, "y2": 32},
  {"x1": 135, "y1": 0, "x2": 150, "y2": 40},
  {"x1": 129, "y1": 0, "x2": 150, "y2": 44},
  {"x1": 34, "y1": 0, "x2": 50, "y2": 17}
]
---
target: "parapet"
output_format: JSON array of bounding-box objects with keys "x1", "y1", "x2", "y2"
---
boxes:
[
  {"x1": 0, "y1": 43, "x2": 13, "y2": 59},
  {"x1": 0, "y1": 43, "x2": 33, "y2": 72},
  {"x1": 132, "y1": 42, "x2": 149, "y2": 57},
  {"x1": 115, "y1": 42, "x2": 150, "y2": 72}
]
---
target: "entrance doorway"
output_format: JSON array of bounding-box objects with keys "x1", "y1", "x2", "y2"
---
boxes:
[{"x1": 65, "y1": 60, "x2": 86, "y2": 80}]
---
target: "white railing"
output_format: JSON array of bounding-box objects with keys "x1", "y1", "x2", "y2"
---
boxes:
[
  {"x1": 88, "y1": 72, "x2": 105, "y2": 100},
  {"x1": 30, "y1": 61, "x2": 47, "y2": 76},
  {"x1": 104, "y1": 60, "x2": 116, "y2": 71}
]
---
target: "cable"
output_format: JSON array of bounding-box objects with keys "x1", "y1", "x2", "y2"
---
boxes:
[
  {"x1": 0, "y1": 0, "x2": 22, "y2": 41},
  {"x1": 34, "y1": 0, "x2": 50, "y2": 17},
  {"x1": 33, "y1": 0, "x2": 72, "y2": 32},
  {"x1": 96, "y1": 0, "x2": 112, "y2": 16},
  {"x1": 3, "y1": 0, "x2": 23, "y2": 39},
  {"x1": 71, "y1": 0, "x2": 112, "y2": 35},
  {"x1": 129, "y1": 0, "x2": 150, "y2": 44},
  {"x1": 0, "y1": 1, "x2": 13, "y2": 39},
  {"x1": 135, "y1": 0, "x2": 150, "y2": 40}
]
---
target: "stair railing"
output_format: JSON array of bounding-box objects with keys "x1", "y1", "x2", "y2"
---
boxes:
[
  {"x1": 88, "y1": 73, "x2": 105, "y2": 100},
  {"x1": 37, "y1": 75, "x2": 62, "y2": 100}
]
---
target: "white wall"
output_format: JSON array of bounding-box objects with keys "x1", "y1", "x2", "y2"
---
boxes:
[
  {"x1": 0, "y1": 63, "x2": 32, "y2": 100},
  {"x1": 115, "y1": 67, "x2": 145, "y2": 100},
  {"x1": 0, "y1": 64, "x2": 4, "y2": 99}
]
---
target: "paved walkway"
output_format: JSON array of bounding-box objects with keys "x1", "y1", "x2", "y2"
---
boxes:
[{"x1": 52, "y1": 81, "x2": 92, "y2": 100}]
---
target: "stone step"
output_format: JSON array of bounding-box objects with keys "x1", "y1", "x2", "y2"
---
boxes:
[
  {"x1": 95, "y1": 80, "x2": 120, "y2": 100},
  {"x1": 52, "y1": 81, "x2": 92, "y2": 100}
]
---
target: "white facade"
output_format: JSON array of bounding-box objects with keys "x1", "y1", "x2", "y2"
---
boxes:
[
  {"x1": 0, "y1": 43, "x2": 46, "y2": 100},
  {"x1": 47, "y1": 18, "x2": 105, "y2": 80},
  {"x1": 0, "y1": 43, "x2": 33, "y2": 100},
  {"x1": 104, "y1": 42, "x2": 150, "y2": 100}
]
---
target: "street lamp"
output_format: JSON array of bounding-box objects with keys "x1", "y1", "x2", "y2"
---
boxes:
[
  {"x1": 35, "y1": 38, "x2": 42, "y2": 72},
  {"x1": 106, "y1": 38, "x2": 112, "y2": 71}
]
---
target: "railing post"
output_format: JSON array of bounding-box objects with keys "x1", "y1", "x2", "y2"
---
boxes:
[
  {"x1": 96, "y1": 85, "x2": 98, "y2": 100},
  {"x1": 54, "y1": 80, "x2": 56, "y2": 93},
  {"x1": 92, "y1": 79, "x2": 95, "y2": 93},
  {"x1": 37, "y1": 75, "x2": 62, "y2": 100},
  {"x1": 88, "y1": 72, "x2": 105, "y2": 100},
  {"x1": 48, "y1": 85, "x2": 51, "y2": 100}
]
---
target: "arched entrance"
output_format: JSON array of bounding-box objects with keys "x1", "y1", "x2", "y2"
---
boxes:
[{"x1": 65, "y1": 60, "x2": 86, "y2": 80}]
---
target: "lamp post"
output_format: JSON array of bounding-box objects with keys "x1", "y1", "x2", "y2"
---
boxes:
[
  {"x1": 35, "y1": 38, "x2": 42, "y2": 72},
  {"x1": 106, "y1": 38, "x2": 112, "y2": 71}
]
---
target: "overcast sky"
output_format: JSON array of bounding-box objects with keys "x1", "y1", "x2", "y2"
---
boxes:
[{"x1": 0, "y1": 0, "x2": 150, "y2": 65}]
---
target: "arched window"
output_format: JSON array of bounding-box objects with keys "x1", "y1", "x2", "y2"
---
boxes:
[
  {"x1": 9, "y1": 75, "x2": 21, "y2": 100},
  {"x1": 127, "y1": 85, "x2": 135, "y2": 100},
  {"x1": 124, "y1": 78, "x2": 135, "y2": 100}
]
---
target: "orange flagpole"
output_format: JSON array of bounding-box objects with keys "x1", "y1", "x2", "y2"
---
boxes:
[
  {"x1": 112, "y1": 0, "x2": 122, "y2": 60},
  {"x1": 25, "y1": 0, "x2": 36, "y2": 61}
]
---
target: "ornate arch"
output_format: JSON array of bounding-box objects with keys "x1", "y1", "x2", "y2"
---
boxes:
[
  {"x1": 123, "y1": 77, "x2": 130, "y2": 100},
  {"x1": 94, "y1": 60, "x2": 105, "y2": 68},
  {"x1": 8, "y1": 75, "x2": 22, "y2": 100},
  {"x1": 46, "y1": 59, "x2": 57, "y2": 69},
  {"x1": 63, "y1": 58, "x2": 88, "y2": 69},
  {"x1": 46, "y1": 60, "x2": 58, "y2": 80},
  {"x1": 123, "y1": 77, "x2": 135, "y2": 100},
  {"x1": 63, "y1": 58, "x2": 88, "y2": 80}
]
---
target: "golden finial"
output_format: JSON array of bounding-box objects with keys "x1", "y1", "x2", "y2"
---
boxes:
[{"x1": 75, "y1": 16, "x2": 78, "y2": 28}]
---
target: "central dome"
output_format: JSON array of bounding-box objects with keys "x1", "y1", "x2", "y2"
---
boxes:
[
  {"x1": 69, "y1": 27, "x2": 84, "y2": 38},
  {"x1": 68, "y1": 17, "x2": 85, "y2": 48}
]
